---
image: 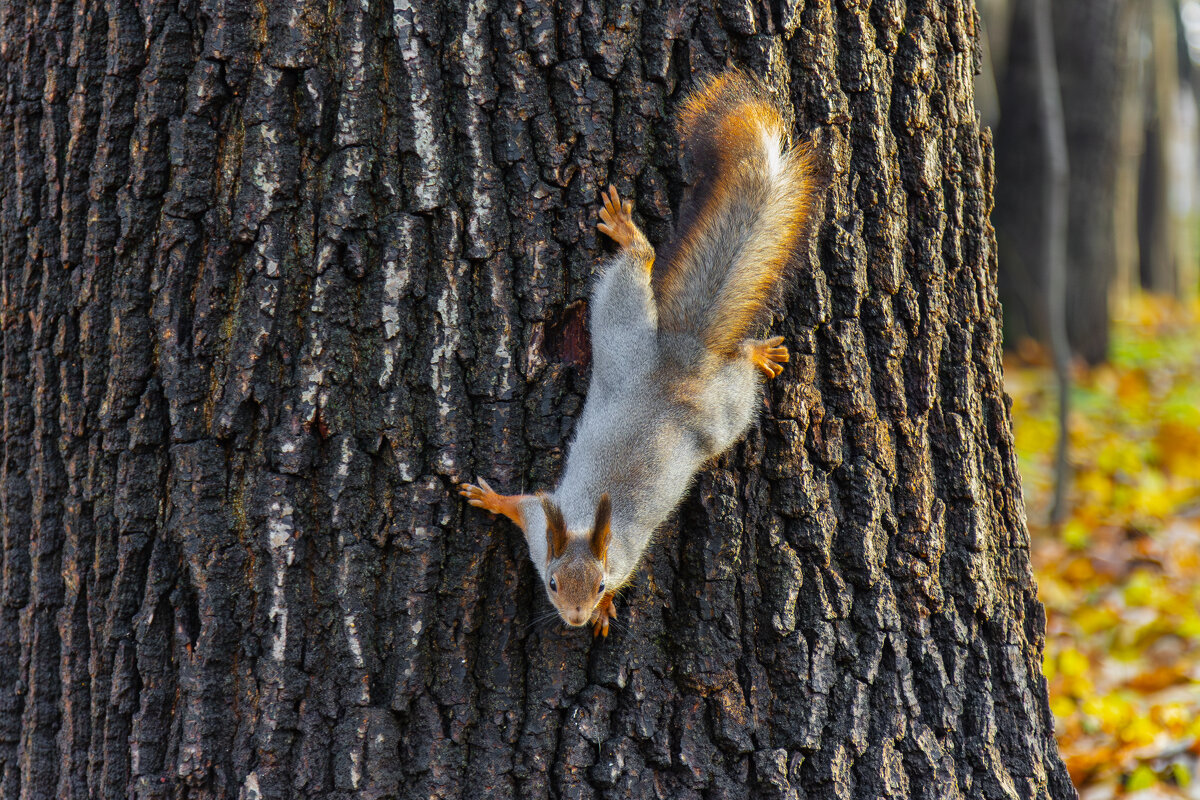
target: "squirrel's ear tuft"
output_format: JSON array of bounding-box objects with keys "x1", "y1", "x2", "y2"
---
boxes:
[
  {"x1": 541, "y1": 495, "x2": 567, "y2": 559},
  {"x1": 591, "y1": 493, "x2": 612, "y2": 562}
]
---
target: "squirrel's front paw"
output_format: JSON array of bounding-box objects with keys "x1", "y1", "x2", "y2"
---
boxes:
[
  {"x1": 591, "y1": 592, "x2": 618, "y2": 638},
  {"x1": 596, "y1": 185, "x2": 640, "y2": 250},
  {"x1": 458, "y1": 477, "x2": 524, "y2": 525},
  {"x1": 458, "y1": 477, "x2": 497, "y2": 510},
  {"x1": 747, "y1": 336, "x2": 789, "y2": 379}
]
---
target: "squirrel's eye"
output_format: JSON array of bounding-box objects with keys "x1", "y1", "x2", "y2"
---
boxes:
[
  {"x1": 549, "y1": 576, "x2": 558, "y2": 592},
  {"x1": 598, "y1": 582, "x2": 606, "y2": 593}
]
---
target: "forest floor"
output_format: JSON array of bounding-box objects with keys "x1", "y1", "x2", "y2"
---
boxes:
[{"x1": 1006, "y1": 295, "x2": 1200, "y2": 799}]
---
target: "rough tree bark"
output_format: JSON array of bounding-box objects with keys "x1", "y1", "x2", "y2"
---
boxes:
[{"x1": 0, "y1": 1, "x2": 1073, "y2": 799}]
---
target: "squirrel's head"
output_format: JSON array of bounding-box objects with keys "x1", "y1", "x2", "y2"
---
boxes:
[{"x1": 540, "y1": 494, "x2": 611, "y2": 627}]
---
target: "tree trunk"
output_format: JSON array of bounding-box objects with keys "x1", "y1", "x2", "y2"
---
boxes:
[
  {"x1": 1028, "y1": 0, "x2": 1071, "y2": 523},
  {"x1": 1113, "y1": 0, "x2": 1149, "y2": 316},
  {"x1": 973, "y1": 0, "x2": 1013, "y2": 129},
  {"x1": 1052, "y1": 0, "x2": 1134, "y2": 364},
  {"x1": 0, "y1": 2, "x2": 1073, "y2": 799},
  {"x1": 993, "y1": 0, "x2": 1135, "y2": 363},
  {"x1": 1138, "y1": 0, "x2": 1182, "y2": 294},
  {"x1": 993, "y1": 0, "x2": 1049, "y2": 346}
]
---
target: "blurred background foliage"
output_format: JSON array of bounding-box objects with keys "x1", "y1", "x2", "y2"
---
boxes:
[
  {"x1": 984, "y1": 1, "x2": 1200, "y2": 795},
  {"x1": 1008, "y1": 300, "x2": 1200, "y2": 799}
]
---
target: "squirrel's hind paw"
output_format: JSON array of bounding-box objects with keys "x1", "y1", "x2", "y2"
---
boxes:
[
  {"x1": 746, "y1": 336, "x2": 789, "y2": 379},
  {"x1": 592, "y1": 592, "x2": 618, "y2": 638}
]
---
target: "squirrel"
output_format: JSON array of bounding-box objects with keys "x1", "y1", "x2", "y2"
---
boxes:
[{"x1": 460, "y1": 70, "x2": 821, "y2": 637}]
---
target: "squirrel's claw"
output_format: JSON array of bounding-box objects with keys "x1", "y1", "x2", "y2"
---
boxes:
[
  {"x1": 459, "y1": 478, "x2": 500, "y2": 512},
  {"x1": 747, "y1": 336, "x2": 789, "y2": 379},
  {"x1": 459, "y1": 478, "x2": 528, "y2": 527},
  {"x1": 592, "y1": 593, "x2": 618, "y2": 638},
  {"x1": 458, "y1": 481, "x2": 488, "y2": 507},
  {"x1": 597, "y1": 185, "x2": 640, "y2": 250}
]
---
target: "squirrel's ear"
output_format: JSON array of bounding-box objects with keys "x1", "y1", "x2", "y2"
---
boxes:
[
  {"x1": 541, "y1": 496, "x2": 567, "y2": 559},
  {"x1": 591, "y1": 493, "x2": 612, "y2": 562}
]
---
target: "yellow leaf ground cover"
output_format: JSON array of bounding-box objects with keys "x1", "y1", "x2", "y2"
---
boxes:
[{"x1": 1006, "y1": 296, "x2": 1200, "y2": 798}]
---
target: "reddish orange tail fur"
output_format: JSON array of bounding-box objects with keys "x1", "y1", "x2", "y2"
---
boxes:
[{"x1": 655, "y1": 71, "x2": 820, "y2": 358}]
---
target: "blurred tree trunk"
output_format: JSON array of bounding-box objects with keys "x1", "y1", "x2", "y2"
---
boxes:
[
  {"x1": 1175, "y1": 10, "x2": 1200, "y2": 304},
  {"x1": 1054, "y1": 0, "x2": 1135, "y2": 363},
  {"x1": 1030, "y1": 0, "x2": 1072, "y2": 522},
  {"x1": 993, "y1": 0, "x2": 1048, "y2": 345},
  {"x1": 1139, "y1": 0, "x2": 1183, "y2": 294},
  {"x1": 974, "y1": 0, "x2": 1014, "y2": 128},
  {"x1": 0, "y1": 2, "x2": 1073, "y2": 799},
  {"x1": 1114, "y1": 2, "x2": 1150, "y2": 314},
  {"x1": 994, "y1": 0, "x2": 1134, "y2": 364}
]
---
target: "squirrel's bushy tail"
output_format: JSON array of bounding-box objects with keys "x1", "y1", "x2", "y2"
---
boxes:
[{"x1": 655, "y1": 71, "x2": 820, "y2": 358}]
